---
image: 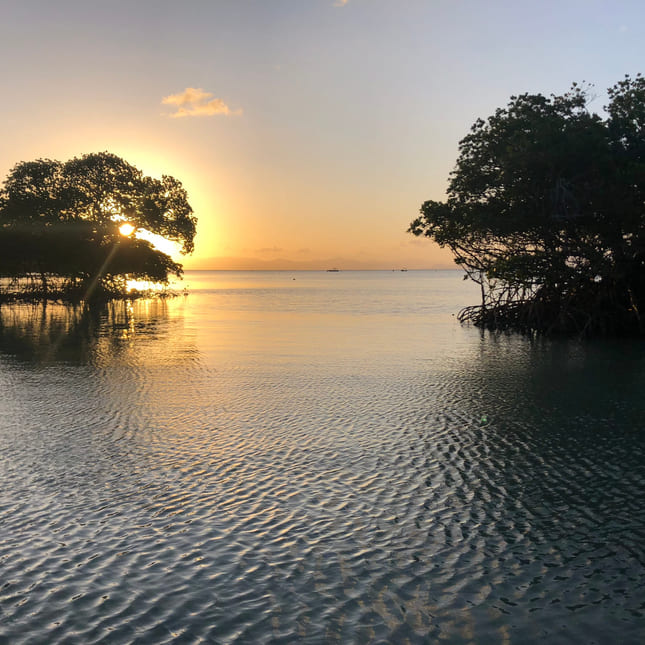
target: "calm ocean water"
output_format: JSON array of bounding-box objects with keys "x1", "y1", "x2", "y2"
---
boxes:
[{"x1": 1, "y1": 270, "x2": 644, "y2": 644}]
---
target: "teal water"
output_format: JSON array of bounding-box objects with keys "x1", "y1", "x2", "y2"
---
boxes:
[{"x1": 0, "y1": 270, "x2": 644, "y2": 643}]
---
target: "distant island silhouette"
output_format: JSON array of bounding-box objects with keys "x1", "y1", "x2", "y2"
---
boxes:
[{"x1": 182, "y1": 256, "x2": 454, "y2": 271}]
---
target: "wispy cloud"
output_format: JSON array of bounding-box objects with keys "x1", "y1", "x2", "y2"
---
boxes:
[
  {"x1": 334, "y1": 0, "x2": 349, "y2": 6},
  {"x1": 162, "y1": 87, "x2": 241, "y2": 118}
]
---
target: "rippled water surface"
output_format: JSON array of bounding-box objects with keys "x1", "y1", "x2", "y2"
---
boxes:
[{"x1": 1, "y1": 270, "x2": 644, "y2": 644}]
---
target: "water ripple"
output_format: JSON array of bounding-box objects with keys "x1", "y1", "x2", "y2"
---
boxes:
[{"x1": 2, "y1": 285, "x2": 645, "y2": 643}]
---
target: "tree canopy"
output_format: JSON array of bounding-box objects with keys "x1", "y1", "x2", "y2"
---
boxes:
[
  {"x1": 0, "y1": 152, "x2": 197, "y2": 300},
  {"x1": 409, "y1": 75, "x2": 645, "y2": 336}
]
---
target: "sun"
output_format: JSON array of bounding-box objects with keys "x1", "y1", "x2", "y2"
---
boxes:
[
  {"x1": 118, "y1": 220, "x2": 181, "y2": 258},
  {"x1": 117, "y1": 221, "x2": 179, "y2": 256}
]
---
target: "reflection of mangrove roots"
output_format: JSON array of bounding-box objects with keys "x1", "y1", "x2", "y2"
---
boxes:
[{"x1": 0, "y1": 299, "x2": 175, "y2": 364}]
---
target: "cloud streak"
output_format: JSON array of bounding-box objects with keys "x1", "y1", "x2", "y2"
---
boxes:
[
  {"x1": 162, "y1": 88, "x2": 241, "y2": 118},
  {"x1": 334, "y1": 0, "x2": 349, "y2": 6}
]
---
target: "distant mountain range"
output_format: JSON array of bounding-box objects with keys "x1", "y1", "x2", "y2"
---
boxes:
[{"x1": 182, "y1": 256, "x2": 453, "y2": 271}]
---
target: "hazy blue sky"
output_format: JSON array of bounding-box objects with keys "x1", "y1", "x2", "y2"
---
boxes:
[{"x1": 1, "y1": 0, "x2": 643, "y2": 268}]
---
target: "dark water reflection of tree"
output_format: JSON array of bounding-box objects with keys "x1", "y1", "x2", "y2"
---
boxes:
[{"x1": 0, "y1": 299, "x2": 196, "y2": 366}]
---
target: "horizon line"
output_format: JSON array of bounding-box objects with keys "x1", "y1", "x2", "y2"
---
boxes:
[{"x1": 180, "y1": 267, "x2": 461, "y2": 272}]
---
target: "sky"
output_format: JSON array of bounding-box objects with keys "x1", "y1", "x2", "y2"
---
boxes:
[{"x1": 0, "y1": 0, "x2": 644, "y2": 270}]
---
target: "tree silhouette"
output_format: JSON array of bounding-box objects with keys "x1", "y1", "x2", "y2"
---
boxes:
[
  {"x1": 409, "y1": 75, "x2": 645, "y2": 336},
  {"x1": 0, "y1": 152, "x2": 196, "y2": 300}
]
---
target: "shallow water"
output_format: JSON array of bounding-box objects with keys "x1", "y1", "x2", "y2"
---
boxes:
[{"x1": 1, "y1": 270, "x2": 644, "y2": 644}]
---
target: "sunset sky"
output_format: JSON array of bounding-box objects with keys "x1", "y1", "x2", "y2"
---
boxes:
[{"x1": 1, "y1": 0, "x2": 643, "y2": 269}]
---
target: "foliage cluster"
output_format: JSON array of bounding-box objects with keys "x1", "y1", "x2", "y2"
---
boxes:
[
  {"x1": 0, "y1": 152, "x2": 196, "y2": 301},
  {"x1": 409, "y1": 75, "x2": 645, "y2": 335}
]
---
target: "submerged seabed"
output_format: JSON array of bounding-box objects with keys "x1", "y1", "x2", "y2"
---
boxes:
[{"x1": 0, "y1": 271, "x2": 644, "y2": 644}]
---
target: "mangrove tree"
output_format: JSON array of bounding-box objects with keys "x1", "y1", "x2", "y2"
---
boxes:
[
  {"x1": 0, "y1": 152, "x2": 197, "y2": 300},
  {"x1": 409, "y1": 74, "x2": 645, "y2": 336}
]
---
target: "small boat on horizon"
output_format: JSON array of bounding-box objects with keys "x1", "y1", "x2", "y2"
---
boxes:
[{"x1": 326, "y1": 268, "x2": 340, "y2": 272}]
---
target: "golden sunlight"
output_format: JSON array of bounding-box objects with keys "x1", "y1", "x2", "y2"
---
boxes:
[
  {"x1": 125, "y1": 278, "x2": 166, "y2": 293},
  {"x1": 119, "y1": 222, "x2": 135, "y2": 236},
  {"x1": 135, "y1": 228, "x2": 181, "y2": 257}
]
